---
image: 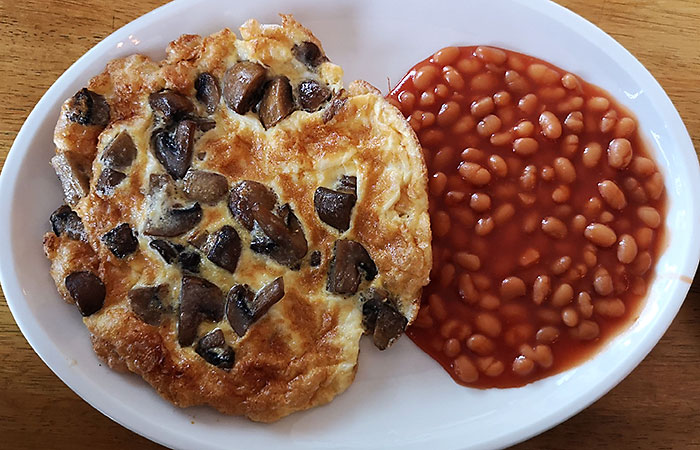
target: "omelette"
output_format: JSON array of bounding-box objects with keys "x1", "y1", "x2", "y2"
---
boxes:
[{"x1": 43, "y1": 15, "x2": 431, "y2": 422}]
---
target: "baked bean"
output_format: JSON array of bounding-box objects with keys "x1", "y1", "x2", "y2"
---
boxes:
[
  {"x1": 587, "y1": 96, "x2": 610, "y2": 112},
  {"x1": 439, "y1": 263, "x2": 456, "y2": 288},
  {"x1": 398, "y1": 91, "x2": 416, "y2": 112},
  {"x1": 467, "y1": 334, "x2": 495, "y2": 356},
  {"x1": 593, "y1": 267, "x2": 613, "y2": 296},
  {"x1": 562, "y1": 307, "x2": 579, "y2": 327},
  {"x1": 479, "y1": 293, "x2": 500, "y2": 310},
  {"x1": 453, "y1": 355, "x2": 479, "y2": 383},
  {"x1": 456, "y1": 57, "x2": 482, "y2": 74},
  {"x1": 564, "y1": 111, "x2": 584, "y2": 133},
  {"x1": 475, "y1": 46, "x2": 507, "y2": 65},
  {"x1": 469, "y1": 193, "x2": 491, "y2": 212},
  {"x1": 533, "y1": 275, "x2": 551, "y2": 305},
  {"x1": 461, "y1": 147, "x2": 485, "y2": 162},
  {"x1": 452, "y1": 115, "x2": 476, "y2": 134},
  {"x1": 437, "y1": 101, "x2": 461, "y2": 126},
  {"x1": 554, "y1": 157, "x2": 576, "y2": 183},
  {"x1": 471, "y1": 96, "x2": 495, "y2": 117},
  {"x1": 561, "y1": 73, "x2": 580, "y2": 90},
  {"x1": 541, "y1": 216, "x2": 567, "y2": 239},
  {"x1": 600, "y1": 109, "x2": 618, "y2": 133},
  {"x1": 459, "y1": 162, "x2": 492, "y2": 186},
  {"x1": 445, "y1": 190, "x2": 466, "y2": 206},
  {"x1": 630, "y1": 276, "x2": 647, "y2": 296},
  {"x1": 505, "y1": 70, "x2": 530, "y2": 94},
  {"x1": 594, "y1": 298, "x2": 626, "y2": 318},
  {"x1": 494, "y1": 91, "x2": 511, "y2": 106},
  {"x1": 584, "y1": 223, "x2": 617, "y2": 247},
  {"x1": 564, "y1": 263, "x2": 588, "y2": 284},
  {"x1": 577, "y1": 292, "x2": 594, "y2": 318},
  {"x1": 520, "y1": 165, "x2": 538, "y2": 191},
  {"x1": 519, "y1": 248, "x2": 541, "y2": 267},
  {"x1": 617, "y1": 234, "x2": 638, "y2": 264},
  {"x1": 518, "y1": 93, "x2": 538, "y2": 114},
  {"x1": 539, "y1": 111, "x2": 563, "y2": 139},
  {"x1": 536, "y1": 326, "x2": 560, "y2": 344},
  {"x1": 487, "y1": 154, "x2": 508, "y2": 177},
  {"x1": 476, "y1": 357, "x2": 505, "y2": 377},
  {"x1": 493, "y1": 203, "x2": 516, "y2": 225},
  {"x1": 408, "y1": 114, "x2": 421, "y2": 131},
  {"x1": 432, "y1": 146, "x2": 456, "y2": 171},
  {"x1": 513, "y1": 137, "x2": 539, "y2": 156},
  {"x1": 420, "y1": 91, "x2": 436, "y2": 107},
  {"x1": 551, "y1": 283, "x2": 574, "y2": 307},
  {"x1": 635, "y1": 227, "x2": 654, "y2": 250},
  {"x1": 458, "y1": 273, "x2": 479, "y2": 304},
  {"x1": 512, "y1": 356, "x2": 535, "y2": 376},
  {"x1": 501, "y1": 276, "x2": 526, "y2": 300},
  {"x1": 443, "y1": 338, "x2": 461, "y2": 358},
  {"x1": 433, "y1": 211, "x2": 451, "y2": 237},
  {"x1": 574, "y1": 320, "x2": 600, "y2": 340},
  {"x1": 504, "y1": 324, "x2": 535, "y2": 348},
  {"x1": 631, "y1": 251, "x2": 652, "y2": 275},
  {"x1": 644, "y1": 172, "x2": 665, "y2": 200},
  {"x1": 598, "y1": 180, "x2": 627, "y2": 210},
  {"x1": 583, "y1": 197, "x2": 603, "y2": 220},
  {"x1": 428, "y1": 294, "x2": 447, "y2": 321},
  {"x1": 583, "y1": 246, "x2": 598, "y2": 267},
  {"x1": 621, "y1": 176, "x2": 648, "y2": 204},
  {"x1": 429, "y1": 172, "x2": 447, "y2": 196},
  {"x1": 421, "y1": 129, "x2": 445, "y2": 147},
  {"x1": 537, "y1": 307, "x2": 562, "y2": 325},
  {"x1": 614, "y1": 117, "x2": 637, "y2": 138},
  {"x1": 452, "y1": 208, "x2": 476, "y2": 227},
  {"x1": 533, "y1": 345, "x2": 554, "y2": 368},
  {"x1": 454, "y1": 252, "x2": 481, "y2": 271},
  {"x1": 582, "y1": 142, "x2": 603, "y2": 168},
  {"x1": 526, "y1": 63, "x2": 559, "y2": 85},
  {"x1": 475, "y1": 312, "x2": 502, "y2": 338},
  {"x1": 571, "y1": 214, "x2": 587, "y2": 234},
  {"x1": 475, "y1": 216, "x2": 495, "y2": 236},
  {"x1": 414, "y1": 64, "x2": 440, "y2": 90},
  {"x1": 551, "y1": 256, "x2": 572, "y2": 275},
  {"x1": 471, "y1": 72, "x2": 498, "y2": 91},
  {"x1": 630, "y1": 157, "x2": 656, "y2": 178},
  {"x1": 561, "y1": 134, "x2": 579, "y2": 157},
  {"x1": 433, "y1": 46, "x2": 460, "y2": 65},
  {"x1": 477, "y1": 114, "x2": 502, "y2": 136},
  {"x1": 513, "y1": 120, "x2": 535, "y2": 137},
  {"x1": 500, "y1": 303, "x2": 528, "y2": 322},
  {"x1": 637, "y1": 206, "x2": 661, "y2": 228},
  {"x1": 600, "y1": 210, "x2": 615, "y2": 223},
  {"x1": 539, "y1": 86, "x2": 567, "y2": 102},
  {"x1": 540, "y1": 165, "x2": 555, "y2": 181},
  {"x1": 434, "y1": 84, "x2": 450, "y2": 98},
  {"x1": 440, "y1": 319, "x2": 462, "y2": 339},
  {"x1": 421, "y1": 111, "x2": 436, "y2": 127},
  {"x1": 607, "y1": 138, "x2": 633, "y2": 169}
]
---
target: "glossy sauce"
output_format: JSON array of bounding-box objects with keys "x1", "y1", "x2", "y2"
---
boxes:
[{"x1": 388, "y1": 46, "x2": 667, "y2": 388}]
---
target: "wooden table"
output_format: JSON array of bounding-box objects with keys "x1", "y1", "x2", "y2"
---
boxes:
[{"x1": 1, "y1": 0, "x2": 698, "y2": 448}]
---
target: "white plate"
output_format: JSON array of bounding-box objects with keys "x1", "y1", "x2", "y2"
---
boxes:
[{"x1": 1, "y1": 0, "x2": 698, "y2": 449}]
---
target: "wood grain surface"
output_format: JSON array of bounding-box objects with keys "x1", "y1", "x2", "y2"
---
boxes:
[{"x1": 1, "y1": 0, "x2": 699, "y2": 448}]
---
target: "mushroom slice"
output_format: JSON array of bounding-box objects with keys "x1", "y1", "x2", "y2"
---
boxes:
[
  {"x1": 222, "y1": 61, "x2": 267, "y2": 114},
  {"x1": 65, "y1": 271, "x2": 106, "y2": 316},
  {"x1": 50, "y1": 205, "x2": 86, "y2": 241},
  {"x1": 149, "y1": 239, "x2": 201, "y2": 273},
  {"x1": 95, "y1": 168, "x2": 126, "y2": 196},
  {"x1": 323, "y1": 90, "x2": 347, "y2": 123},
  {"x1": 228, "y1": 180, "x2": 278, "y2": 230},
  {"x1": 226, "y1": 277, "x2": 284, "y2": 336},
  {"x1": 65, "y1": 88, "x2": 110, "y2": 126},
  {"x1": 195, "y1": 329, "x2": 235, "y2": 370},
  {"x1": 250, "y1": 204, "x2": 308, "y2": 267},
  {"x1": 314, "y1": 186, "x2": 357, "y2": 232},
  {"x1": 183, "y1": 170, "x2": 228, "y2": 204},
  {"x1": 361, "y1": 289, "x2": 408, "y2": 350},
  {"x1": 337, "y1": 175, "x2": 357, "y2": 194},
  {"x1": 128, "y1": 285, "x2": 167, "y2": 326},
  {"x1": 101, "y1": 223, "x2": 138, "y2": 258},
  {"x1": 144, "y1": 202, "x2": 202, "y2": 237},
  {"x1": 310, "y1": 250, "x2": 321, "y2": 267},
  {"x1": 298, "y1": 79, "x2": 331, "y2": 112},
  {"x1": 327, "y1": 240, "x2": 377, "y2": 295},
  {"x1": 148, "y1": 90, "x2": 194, "y2": 120},
  {"x1": 51, "y1": 152, "x2": 90, "y2": 206},
  {"x1": 177, "y1": 275, "x2": 224, "y2": 346},
  {"x1": 259, "y1": 76, "x2": 295, "y2": 128},
  {"x1": 292, "y1": 41, "x2": 327, "y2": 68},
  {"x1": 152, "y1": 119, "x2": 196, "y2": 180},
  {"x1": 101, "y1": 131, "x2": 137, "y2": 170},
  {"x1": 206, "y1": 225, "x2": 242, "y2": 273},
  {"x1": 195, "y1": 72, "x2": 221, "y2": 114}
]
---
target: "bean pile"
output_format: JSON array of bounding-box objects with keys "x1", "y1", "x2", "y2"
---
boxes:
[{"x1": 388, "y1": 46, "x2": 666, "y2": 387}]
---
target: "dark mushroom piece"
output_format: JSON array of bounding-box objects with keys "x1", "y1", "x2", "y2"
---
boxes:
[
  {"x1": 195, "y1": 329, "x2": 235, "y2": 370},
  {"x1": 148, "y1": 90, "x2": 194, "y2": 120},
  {"x1": 226, "y1": 277, "x2": 284, "y2": 336},
  {"x1": 292, "y1": 41, "x2": 327, "y2": 68},
  {"x1": 193, "y1": 116, "x2": 217, "y2": 132},
  {"x1": 95, "y1": 168, "x2": 126, "y2": 196},
  {"x1": 178, "y1": 250, "x2": 201, "y2": 273},
  {"x1": 206, "y1": 225, "x2": 241, "y2": 273},
  {"x1": 250, "y1": 204, "x2": 308, "y2": 267},
  {"x1": 258, "y1": 76, "x2": 295, "y2": 129},
  {"x1": 310, "y1": 250, "x2": 321, "y2": 267},
  {"x1": 323, "y1": 90, "x2": 347, "y2": 123},
  {"x1": 298, "y1": 79, "x2": 331, "y2": 112},
  {"x1": 152, "y1": 119, "x2": 197, "y2": 179},
  {"x1": 183, "y1": 170, "x2": 228, "y2": 204},
  {"x1": 144, "y1": 202, "x2": 202, "y2": 237},
  {"x1": 149, "y1": 239, "x2": 201, "y2": 272},
  {"x1": 65, "y1": 271, "x2": 106, "y2": 316},
  {"x1": 222, "y1": 61, "x2": 267, "y2": 114},
  {"x1": 361, "y1": 290, "x2": 408, "y2": 350},
  {"x1": 228, "y1": 180, "x2": 278, "y2": 230},
  {"x1": 128, "y1": 285, "x2": 167, "y2": 326},
  {"x1": 50, "y1": 205, "x2": 86, "y2": 241},
  {"x1": 177, "y1": 275, "x2": 224, "y2": 346},
  {"x1": 101, "y1": 223, "x2": 138, "y2": 258},
  {"x1": 327, "y1": 239, "x2": 377, "y2": 295},
  {"x1": 51, "y1": 152, "x2": 91, "y2": 206},
  {"x1": 314, "y1": 186, "x2": 357, "y2": 232},
  {"x1": 65, "y1": 88, "x2": 110, "y2": 126},
  {"x1": 195, "y1": 72, "x2": 221, "y2": 114},
  {"x1": 337, "y1": 175, "x2": 357, "y2": 194},
  {"x1": 101, "y1": 131, "x2": 137, "y2": 170}
]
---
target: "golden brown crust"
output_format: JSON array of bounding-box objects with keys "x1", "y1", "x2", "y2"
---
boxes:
[{"x1": 45, "y1": 15, "x2": 430, "y2": 422}]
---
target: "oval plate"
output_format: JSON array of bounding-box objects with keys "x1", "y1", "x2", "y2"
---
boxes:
[{"x1": 1, "y1": 0, "x2": 698, "y2": 449}]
